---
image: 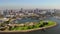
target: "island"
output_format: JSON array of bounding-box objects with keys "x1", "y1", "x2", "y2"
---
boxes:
[{"x1": 0, "y1": 19, "x2": 57, "y2": 32}]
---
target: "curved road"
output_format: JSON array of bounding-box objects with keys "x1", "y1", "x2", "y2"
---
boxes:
[{"x1": 0, "y1": 17, "x2": 60, "y2": 34}]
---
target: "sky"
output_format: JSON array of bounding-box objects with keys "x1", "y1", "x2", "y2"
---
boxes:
[{"x1": 0, "y1": 0, "x2": 60, "y2": 9}]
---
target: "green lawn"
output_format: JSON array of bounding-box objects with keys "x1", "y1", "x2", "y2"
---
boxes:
[{"x1": 10, "y1": 20, "x2": 56, "y2": 31}]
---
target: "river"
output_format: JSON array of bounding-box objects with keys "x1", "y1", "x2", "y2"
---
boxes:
[{"x1": 0, "y1": 17, "x2": 60, "y2": 34}]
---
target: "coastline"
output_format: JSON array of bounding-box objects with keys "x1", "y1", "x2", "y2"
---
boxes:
[{"x1": 0, "y1": 22, "x2": 57, "y2": 32}]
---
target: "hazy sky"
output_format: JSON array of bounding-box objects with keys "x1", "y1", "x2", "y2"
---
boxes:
[{"x1": 0, "y1": 0, "x2": 60, "y2": 9}]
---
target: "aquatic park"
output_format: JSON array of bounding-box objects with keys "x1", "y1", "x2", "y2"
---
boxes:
[{"x1": 0, "y1": 18, "x2": 56, "y2": 32}]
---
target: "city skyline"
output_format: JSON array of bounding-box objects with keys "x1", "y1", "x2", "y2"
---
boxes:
[{"x1": 0, "y1": 0, "x2": 60, "y2": 9}]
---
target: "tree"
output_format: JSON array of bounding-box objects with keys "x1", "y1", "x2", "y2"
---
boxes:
[{"x1": 4, "y1": 18, "x2": 12, "y2": 24}]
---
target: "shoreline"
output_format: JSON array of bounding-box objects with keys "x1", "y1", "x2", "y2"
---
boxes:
[{"x1": 0, "y1": 22, "x2": 57, "y2": 32}]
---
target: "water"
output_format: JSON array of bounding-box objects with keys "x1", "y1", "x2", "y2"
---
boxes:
[
  {"x1": 13, "y1": 18, "x2": 40, "y2": 23},
  {"x1": 0, "y1": 17, "x2": 60, "y2": 34}
]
